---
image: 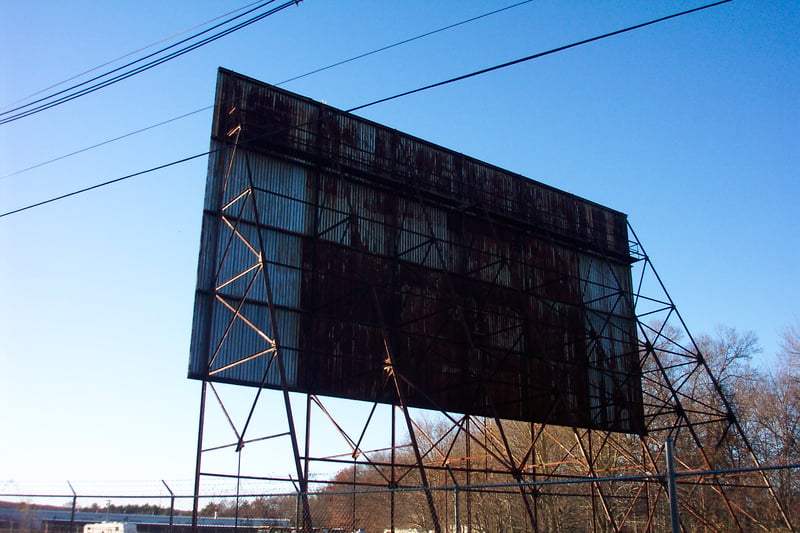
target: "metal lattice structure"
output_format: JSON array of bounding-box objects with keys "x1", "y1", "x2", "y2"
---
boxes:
[{"x1": 189, "y1": 69, "x2": 793, "y2": 532}]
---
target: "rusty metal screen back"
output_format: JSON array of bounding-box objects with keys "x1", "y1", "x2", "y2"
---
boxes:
[{"x1": 189, "y1": 68, "x2": 644, "y2": 434}]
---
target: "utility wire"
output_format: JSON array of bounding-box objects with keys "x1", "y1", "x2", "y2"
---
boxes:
[
  {"x1": 0, "y1": 0, "x2": 732, "y2": 220},
  {"x1": 0, "y1": 108, "x2": 209, "y2": 180},
  {"x1": 1, "y1": 0, "x2": 534, "y2": 180},
  {"x1": 0, "y1": 0, "x2": 300, "y2": 125},
  {"x1": 348, "y1": 0, "x2": 732, "y2": 114},
  {"x1": 0, "y1": 0, "x2": 269, "y2": 111},
  {"x1": 0, "y1": 0, "x2": 285, "y2": 120},
  {"x1": 0, "y1": 155, "x2": 209, "y2": 219},
  {"x1": 277, "y1": 0, "x2": 536, "y2": 85}
]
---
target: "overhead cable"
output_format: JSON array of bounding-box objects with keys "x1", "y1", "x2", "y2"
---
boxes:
[
  {"x1": 277, "y1": 0, "x2": 536, "y2": 85},
  {"x1": 348, "y1": 0, "x2": 732, "y2": 114},
  {"x1": 0, "y1": 108, "x2": 209, "y2": 180},
  {"x1": 1, "y1": 0, "x2": 534, "y2": 180},
  {"x1": 0, "y1": 0, "x2": 300, "y2": 125},
  {"x1": 0, "y1": 0, "x2": 269, "y2": 111},
  {"x1": 0, "y1": 0, "x2": 732, "y2": 219}
]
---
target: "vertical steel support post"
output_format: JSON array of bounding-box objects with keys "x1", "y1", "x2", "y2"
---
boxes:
[
  {"x1": 666, "y1": 438, "x2": 680, "y2": 533},
  {"x1": 465, "y1": 417, "x2": 473, "y2": 532},
  {"x1": 390, "y1": 405, "x2": 397, "y2": 533},
  {"x1": 295, "y1": 490, "x2": 301, "y2": 533},
  {"x1": 234, "y1": 450, "x2": 242, "y2": 530},
  {"x1": 352, "y1": 462, "x2": 357, "y2": 533},
  {"x1": 447, "y1": 466, "x2": 460, "y2": 533},
  {"x1": 191, "y1": 381, "x2": 207, "y2": 533},
  {"x1": 372, "y1": 287, "x2": 442, "y2": 533}
]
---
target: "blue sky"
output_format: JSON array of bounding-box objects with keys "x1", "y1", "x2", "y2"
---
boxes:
[{"x1": 1, "y1": 0, "x2": 798, "y2": 488}]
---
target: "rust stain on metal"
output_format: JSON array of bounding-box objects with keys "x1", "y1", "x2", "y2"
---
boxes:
[{"x1": 190, "y1": 68, "x2": 644, "y2": 434}]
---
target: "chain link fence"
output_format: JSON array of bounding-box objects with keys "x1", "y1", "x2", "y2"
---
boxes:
[{"x1": 2, "y1": 460, "x2": 799, "y2": 533}]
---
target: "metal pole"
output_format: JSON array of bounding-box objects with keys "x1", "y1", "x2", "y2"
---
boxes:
[
  {"x1": 666, "y1": 438, "x2": 680, "y2": 533},
  {"x1": 162, "y1": 480, "x2": 175, "y2": 533},
  {"x1": 391, "y1": 405, "x2": 396, "y2": 533},
  {"x1": 352, "y1": 461, "x2": 357, "y2": 533},
  {"x1": 67, "y1": 481, "x2": 76, "y2": 533},
  {"x1": 234, "y1": 450, "x2": 242, "y2": 530},
  {"x1": 192, "y1": 381, "x2": 208, "y2": 533},
  {"x1": 295, "y1": 492, "x2": 301, "y2": 533},
  {"x1": 446, "y1": 466, "x2": 460, "y2": 533},
  {"x1": 289, "y1": 475, "x2": 300, "y2": 533}
]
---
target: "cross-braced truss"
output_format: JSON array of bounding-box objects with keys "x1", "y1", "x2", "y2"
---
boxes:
[{"x1": 190, "y1": 86, "x2": 793, "y2": 533}]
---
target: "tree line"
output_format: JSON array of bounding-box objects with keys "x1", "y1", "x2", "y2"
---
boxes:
[
  {"x1": 312, "y1": 323, "x2": 800, "y2": 532},
  {"x1": 198, "y1": 323, "x2": 800, "y2": 532}
]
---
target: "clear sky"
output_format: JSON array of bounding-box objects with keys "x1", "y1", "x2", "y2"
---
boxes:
[{"x1": 1, "y1": 0, "x2": 798, "y2": 492}]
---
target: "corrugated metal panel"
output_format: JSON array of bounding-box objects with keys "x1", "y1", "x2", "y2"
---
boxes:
[
  {"x1": 190, "y1": 69, "x2": 643, "y2": 433},
  {"x1": 203, "y1": 302, "x2": 300, "y2": 386},
  {"x1": 396, "y1": 198, "x2": 447, "y2": 268},
  {"x1": 335, "y1": 114, "x2": 378, "y2": 176}
]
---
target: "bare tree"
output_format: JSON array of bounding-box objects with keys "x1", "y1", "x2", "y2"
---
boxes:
[
  {"x1": 779, "y1": 320, "x2": 800, "y2": 375},
  {"x1": 740, "y1": 322, "x2": 800, "y2": 526},
  {"x1": 308, "y1": 324, "x2": 799, "y2": 532}
]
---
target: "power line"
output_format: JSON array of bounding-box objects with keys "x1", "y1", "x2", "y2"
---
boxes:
[
  {"x1": 348, "y1": 0, "x2": 733, "y2": 114},
  {"x1": 0, "y1": 155, "x2": 209, "y2": 219},
  {"x1": 0, "y1": 0, "x2": 300, "y2": 125},
  {"x1": 0, "y1": 0, "x2": 288, "y2": 121},
  {"x1": 0, "y1": 0, "x2": 269, "y2": 111},
  {"x1": 0, "y1": 0, "x2": 732, "y2": 220},
  {"x1": 0, "y1": 108, "x2": 209, "y2": 180},
  {"x1": 1, "y1": 0, "x2": 534, "y2": 180},
  {"x1": 277, "y1": 0, "x2": 536, "y2": 85}
]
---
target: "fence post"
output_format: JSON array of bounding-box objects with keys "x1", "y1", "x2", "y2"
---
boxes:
[
  {"x1": 162, "y1": 480, "x2": 175, "y2": 533},
  {"x1": 295, "y1": 491, "x2": 301, "y2": 533},
  {"x1": 666, "y1": 438, "x2": 680, "y2": 533},
  {"x1": 446, "y1": 466, "x2": 460, "y2": 533},
  {"x1": 67, "y1": 481, "x2": 77, "y2": 533}
]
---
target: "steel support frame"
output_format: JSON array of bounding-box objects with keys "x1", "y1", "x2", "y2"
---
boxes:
[
  {"x1": 191, "y1": 110, "x2": 312, "y2": 531},
  {"x1": 191, "y1": 107, "x2": 793, "y2": 533}
]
